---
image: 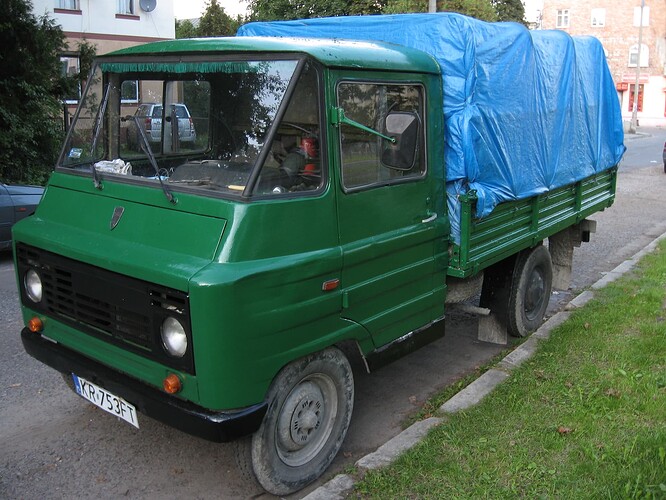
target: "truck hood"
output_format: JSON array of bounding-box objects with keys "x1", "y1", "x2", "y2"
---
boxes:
[{"x1": 16, "y1": 181, "x2": 226, "y2": 291}]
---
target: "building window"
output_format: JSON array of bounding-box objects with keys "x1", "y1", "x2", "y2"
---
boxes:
[
  {"x1": 591, "y1": 8, "x2": 605, "y2": 27},
  {"x1": 61, "y1": 56, "x2": 81, "y2": 103},
  {"x1": 556, "y1": 9, "x2": 570, "y2": 28},
  {"x1": 628, "y1": 44, "x2": 649, "y2": 68},
  {"x1": 633, "y1": 6, "x2": 650, "y2": 27},
  {"x1": 628, "y1": 84, "x2": 644, "y2": 113},
  {"x1": 117, "y1": 0, "x2": 134, "y2": 15},
  {"x1": 56, "y1": 0, "x2": 80, "y2": 9},
  {"x1": 121, "y1": 80, "x2": 139, "y2": 103}
]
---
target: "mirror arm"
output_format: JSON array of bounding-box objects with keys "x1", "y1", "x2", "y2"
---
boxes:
[{"x1": 330, "y1": 107, "x2": 396, "y2": 144}]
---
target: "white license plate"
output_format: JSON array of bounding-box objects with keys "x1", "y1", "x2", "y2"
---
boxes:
[{"x1": 71, "y1": 374, "x2": 139, "y2": 429}]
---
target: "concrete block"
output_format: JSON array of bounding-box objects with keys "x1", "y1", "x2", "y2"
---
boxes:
[
  {"x1": 478, "y1": 313, "x2": 508, "y2": 345},
  {"x1": 355, "y1": 417, "x2": 442, "y2": 470},
  {"x1": 440, "y1": 369, "x2": 510, "y2": 413},
  {"x1": 302, "y1": 474, "x2": 356, "y2": 500},
  {"x1": 566, "y1": 290, "x2": 595, "y2": 309}
]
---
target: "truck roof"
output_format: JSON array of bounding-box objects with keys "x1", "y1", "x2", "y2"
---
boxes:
[{"x1": 102, "y1": 36, "x2": 441, "y2": 75}]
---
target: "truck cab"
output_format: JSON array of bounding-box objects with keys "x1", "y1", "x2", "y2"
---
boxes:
[{"x1": 14, "y1": 37, "x2": 448, "y2": 495}]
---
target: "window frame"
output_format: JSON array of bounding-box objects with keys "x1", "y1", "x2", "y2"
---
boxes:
[
  {"x1": 56, "y1": 0, "x2": 80, "y2": 10},
  {"x1": 120, "y1": 79, "x2": 139, "y2": 103},
  {"x1": 335, "y1": 78, "x2": 427, "y2": 194},
  {"x1": 556, "y1": 9, "x2": 570, "y2": 28},
  {"x1": 633, "y1": 6, "x2": 650, "y2": 27},
  {"x1": 628, "y1": 44, "x2": 649, "y2": 68},
  {"x1": 60, "y1": 55, "x2": 81, "y2": 104},
  {"x1": 117, "y1": 0, "x2": 134, "y2": 15},
  {"x1": 628, "y1": 84, "x2": 644, "y2": 113},
  {"x1": 591, "y1": 8, "x2": 606, "y2": 27}
]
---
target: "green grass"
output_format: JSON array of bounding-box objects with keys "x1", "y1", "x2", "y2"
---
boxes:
[{"x1": 353, "y1": 240, "x2": 666, "y2": 499}]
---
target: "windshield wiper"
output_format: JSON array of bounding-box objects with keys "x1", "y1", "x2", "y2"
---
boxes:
[
  {"x1": 131, "y1": 115, "x2": 177, "y2": 204},
  {"x1": 90, "y1": 84, "x2": 111, "y2": 189}
]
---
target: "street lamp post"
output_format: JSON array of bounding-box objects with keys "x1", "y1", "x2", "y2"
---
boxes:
[
  {"x1": 429, "y1": 0, "x2": 436, "y2": 13},
  {"x1": 629, "y1": 0, "x2": 646, "y2": 134}
]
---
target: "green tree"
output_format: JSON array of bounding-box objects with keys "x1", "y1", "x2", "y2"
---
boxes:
[
  {"x1": 248, "y1": 0, "x2": 386, "y2": 21},
  {"x1": 175, "y1": 19, "x2": 198, "y2": 39},
  {"x1": 348, "y1": 0, "x2": 386, "y2": 15},
  {"x1": 383, "y1": 0, "x2": 427, "y2": 14},
  {"x1": 438, "y1": 0, "x2": 497, "y2": 21},
  {"x1": 492, "y1": 0, "x2": 526, "y2": 24},
  {"x1": 0, "y1": 0, "x2": 68, "y2": 184},
  {"x1": 198, "y1": 0, "x2": 237, "y2": 36}
]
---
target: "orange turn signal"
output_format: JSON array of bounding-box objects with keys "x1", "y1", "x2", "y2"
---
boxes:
[
  {"x1": 163, "y1": 373, "x2": 182, "y2": 394},
  {"x1": 28, "y1": 317, "x2": 44, "y2": 333}
]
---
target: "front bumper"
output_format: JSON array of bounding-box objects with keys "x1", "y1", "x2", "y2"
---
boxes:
[{"x1": 21, "y1": 328, "x2": 266, "y2": 442}]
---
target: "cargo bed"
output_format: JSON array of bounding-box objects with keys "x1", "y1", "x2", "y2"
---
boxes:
[{"x1": 448, "y1": 167, "x2": 617, "y2": 278}]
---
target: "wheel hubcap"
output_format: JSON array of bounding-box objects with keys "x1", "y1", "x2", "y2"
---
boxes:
[
  {"x1": 289, "y1": 385, "x2": 323, "y2": 445},
  {"x1": 276, "y1": 375, "x2": 338, "y2": 466}
]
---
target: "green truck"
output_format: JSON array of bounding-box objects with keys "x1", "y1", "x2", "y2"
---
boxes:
[{"x1": 14, "y1": 14, "x2": 624, "y2": 496}]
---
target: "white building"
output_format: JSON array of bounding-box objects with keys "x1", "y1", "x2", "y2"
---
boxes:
[
  {"x1": 32, "y1": 0, "x2": 175, "y2": 53},
  {"x1": 32, "y1": 0, "x2": 175, "y2": 108}
]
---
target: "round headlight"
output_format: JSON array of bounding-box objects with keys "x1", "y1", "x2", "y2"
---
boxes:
[
  {"x1": 161, "y1": 317, "x2": 187, "y2": 358},
  {"x1": 24, "y1": 269, "x2": 43, "y2": 303}
]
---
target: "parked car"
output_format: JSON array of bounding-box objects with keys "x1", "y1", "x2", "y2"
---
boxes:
[
  {"x1": 0, "y1": 183, "x2": 44, "y2": 251},
  {"x1": 126, "y1": 103, "x2": 197, "y2": 149},
  {"x1": 662, "y1": 141, "x2": 665, "y2": 173}
]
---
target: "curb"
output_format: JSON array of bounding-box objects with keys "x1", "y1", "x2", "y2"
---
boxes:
[{"x1": 302, "y1": 230, "x2": 666, "y2": 500}]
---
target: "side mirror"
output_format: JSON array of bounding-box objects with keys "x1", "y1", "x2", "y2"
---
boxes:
[{"x1": 381, "y1": 112, "x2": 419, "y2": 171}]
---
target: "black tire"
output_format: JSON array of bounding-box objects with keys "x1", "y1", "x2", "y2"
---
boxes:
[
  {"x1": 239, "y1": 347, "x2": 354, "y2": 496},
  {"x1": 507, "y1": 245, "x2": 553, "y2": 337}
]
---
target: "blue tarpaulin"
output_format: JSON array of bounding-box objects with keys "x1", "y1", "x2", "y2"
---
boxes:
[{"x1": 238, "y1": 13, "x2": 625, "y2": 242}]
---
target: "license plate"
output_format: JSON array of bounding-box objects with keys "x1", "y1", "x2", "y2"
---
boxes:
[{"x1": 71, "y1": 374, "x2": 139, "y2": 429}]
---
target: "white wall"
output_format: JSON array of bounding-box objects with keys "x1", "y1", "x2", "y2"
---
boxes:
[{"x1": 32, "y1": 0, "x2": 175, "y2": 42}]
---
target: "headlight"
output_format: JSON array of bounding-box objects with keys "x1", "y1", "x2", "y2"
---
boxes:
[
  {"x1": 24, "y1": 269, "x2": 43, "y2": 303},
  {"x1": 161, "y1": 316, "x2": 188, "y2": 357}
]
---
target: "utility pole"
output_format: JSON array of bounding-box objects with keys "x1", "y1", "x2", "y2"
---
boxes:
[
  {"x1": 429, "y1": 0, "x2": 436, "y2": 13},
  {"x1": 629, "y1": 0, "x2": 645, "y2": 134}
]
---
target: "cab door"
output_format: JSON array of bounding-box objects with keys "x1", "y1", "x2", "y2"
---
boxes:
[{"x1": 333, "y1": 77, "x2": 445, "y2": 348}]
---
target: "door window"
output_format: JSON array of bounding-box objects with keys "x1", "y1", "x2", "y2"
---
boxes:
[{"x1": 337, "y1": 82, "x2": 425, "y2": 191}]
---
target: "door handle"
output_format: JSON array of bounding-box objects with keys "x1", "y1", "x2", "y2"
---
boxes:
[{"x1": 421, "y1": 213, "x2": 437, "y2": 224}]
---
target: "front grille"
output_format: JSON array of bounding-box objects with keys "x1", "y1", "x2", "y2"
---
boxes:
[{"x1": 16, "y1": 243, "x2": 195, "y2": 374}]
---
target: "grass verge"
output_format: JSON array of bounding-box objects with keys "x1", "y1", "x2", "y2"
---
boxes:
[{"x1": 353, "y1": 240, "x2": 666, "y2": 499}]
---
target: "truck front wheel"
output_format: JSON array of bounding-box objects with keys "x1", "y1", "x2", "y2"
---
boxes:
[
  {"x1": 239, "y1": 347, "x2": 354, "y2": 496},
  {"x1": 507, "y1": 245, "x2": 553, "y2": 337}
]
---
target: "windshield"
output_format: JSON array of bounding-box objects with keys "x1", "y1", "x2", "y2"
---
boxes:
[{"x1": 59, "y1": 57, "x2": 323, "y2": 199}]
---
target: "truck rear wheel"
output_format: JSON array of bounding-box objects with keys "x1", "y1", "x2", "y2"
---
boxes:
[
  {"x1": 239, "y1": 347, "x2": 354, "y2": 496},
  {"x1": 507, "y1": 245, "x2": 553, "y2": 337}
]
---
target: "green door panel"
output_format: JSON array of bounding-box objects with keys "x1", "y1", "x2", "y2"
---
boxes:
[
  {"x1": 331, "y1": 73, "x2": 447, "y2": 349},
  {"x1": 337, "y1": 182, "x2": 442, "y2": 347}
]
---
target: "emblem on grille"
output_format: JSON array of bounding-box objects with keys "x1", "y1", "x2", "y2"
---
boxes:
[{"x1": 110, "y1": 206, "x2": 125, "y2": 230}]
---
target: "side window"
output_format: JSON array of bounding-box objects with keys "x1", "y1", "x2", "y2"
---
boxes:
[
  {"x1": 254, "y1": 62, "x2": 323, "y2": 195},
  {"x1": 337, "y1": 82, "x2": 425, "y2": 191}
]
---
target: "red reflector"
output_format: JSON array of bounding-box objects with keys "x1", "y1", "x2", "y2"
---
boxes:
[
  {"x1": 163, "y1": 374, "x2": 182, "y2": 394},
  {"x1": 28, "y1": 317, "x2": 43, "y2": 333},
  {"x1": 322, "y1": 279, "x2": 340, "y2": 291}
]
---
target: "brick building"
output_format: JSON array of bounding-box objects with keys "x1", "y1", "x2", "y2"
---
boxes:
[{"x1": 541, "y1": 0, "x2": 666, "y2": 127}]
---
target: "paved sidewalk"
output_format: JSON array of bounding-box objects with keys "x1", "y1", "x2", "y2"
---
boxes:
[{"x1": 302, "y1": 230, "x2": 666, "y2": 500}]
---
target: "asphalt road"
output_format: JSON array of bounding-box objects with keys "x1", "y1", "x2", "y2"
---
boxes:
[{"x1": 1, "y1": 127, "x2": 665, "y2": 499}]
